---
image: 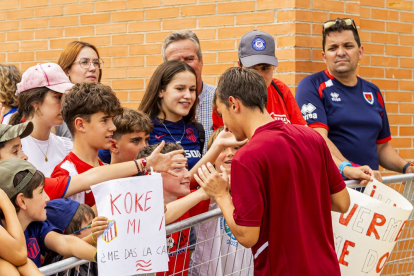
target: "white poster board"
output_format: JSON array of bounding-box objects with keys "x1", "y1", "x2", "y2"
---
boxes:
[
  {"x1": 91, "y1": 174, "x2": 168, "y2": 276},
  {"x1": 332, "y1": 179, "x2": 413, "y2": 276}
]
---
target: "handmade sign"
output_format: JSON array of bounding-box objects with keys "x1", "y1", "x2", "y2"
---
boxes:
[
  {"x1": 332, "y1": 179, "x2": 413, "y2": 276},
  {"x1": 91, "y1": 174, "x2": 168, "y2": 276}
]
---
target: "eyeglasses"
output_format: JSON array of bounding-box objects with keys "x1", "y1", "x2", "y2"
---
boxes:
[
  {"x1": 74, "y1": 58, "x2": 104, "y2": 69},
  {"x1": 323, "y1": 18, "x2": 357, "y2": 32},
  {"x1": 70, "y1": 223, "x2": 92, "y2": 235}
]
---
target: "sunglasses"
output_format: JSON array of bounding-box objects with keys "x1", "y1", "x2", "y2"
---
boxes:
[
  {"x1": 71, "y1": 223, "x2": 92, "y2": 235},
  {"x1": 323, "y1": 18, "x2": 357, "y2": 32}
]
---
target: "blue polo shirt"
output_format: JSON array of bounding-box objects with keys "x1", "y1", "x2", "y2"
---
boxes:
[
  {"x1": 150, "y1": 119, "x2": 201, "y2": 170},
  {"x1": 0, "y1": 220, "x2": 60, "y2": 267},
  {"x1": 295, "y1": 70, "x2": 391, "y2": 170}
]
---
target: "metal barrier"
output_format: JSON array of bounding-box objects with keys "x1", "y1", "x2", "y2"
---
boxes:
[{"x1": 40, "y1": 174, "x2": 414, "y2": 276}]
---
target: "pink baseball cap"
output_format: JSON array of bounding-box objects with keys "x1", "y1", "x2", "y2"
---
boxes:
[{"x1": 16, "y1": 63, "x2": 74, "y2": 96}]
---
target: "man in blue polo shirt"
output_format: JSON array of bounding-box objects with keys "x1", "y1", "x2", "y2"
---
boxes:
[{"x1": 296, "y1": 18, "x2": 414, "y2": 180}]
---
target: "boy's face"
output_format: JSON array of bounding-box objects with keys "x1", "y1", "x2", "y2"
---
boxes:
[
  {"x1": 0, "y1": 137, "x2": 28, "y2": 161},
  {"x1": 161, "y1": 154, "x2": 190, "y2": 201},
  {"x1": 23, "y1": 184, "x2": 50, "y2": 222},
  {"x1": 76, "y1": 214, "x2": 94, "y2": 239},
  {"x1": 215, "y1": 145, "x2": 239, "y2": 174},
  {"x1": 84, "y1": 112, "x2": 116, "y2": 150},
  {"x1": 245, "y1": 64, "x2": 275, "y2": 88},
  {"x1": 113, "y1": 131, "x2": 150, "y2": 163}
]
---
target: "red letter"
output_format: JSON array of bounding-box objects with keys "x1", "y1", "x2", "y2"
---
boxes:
[
  {"x1": 367, "y1": 213, "x2": 386, "y2": 240},
  {"x1": 370, "y1": 185, "x2": 377, "y2": 197},
  {"x1": 394, "y1": 220, "x2": 407, "y2": 241},
  {"x1": 159, "y1": 216, "x2": 164, "y2": 231},
  {"x1": 376, "y1": 252, "x2": 389, "y2": 273},
  {"x1": 144, "y1": 191, "x2": 152, "y2": 211},
  {"x1": 127, "y1": 219, "x2": 135, "y2": 234},
  {"x1": 110, "y1": 193, "x2": 122, "y2": 215},
  {"x1": 124, "y1": 192, "x2": 132, "y2": 214},
  {"x1": 339, "y1": 204, "x2": 359, "y2": 226},
  {"x1": 135, "y1": 193, "x2": 143, "y2": 212},
  {"x1": 338, "y1": 240, "x2": 355, "y2": 267}
]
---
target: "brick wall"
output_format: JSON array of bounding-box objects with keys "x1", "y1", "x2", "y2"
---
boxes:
[{"x1": 0, "y1": 0, "x2": 413, "y2": 166}]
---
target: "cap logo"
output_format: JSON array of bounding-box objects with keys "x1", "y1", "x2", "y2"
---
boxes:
[{"x1": 252, "y1": 37, "x2": 266, "y2": 51}]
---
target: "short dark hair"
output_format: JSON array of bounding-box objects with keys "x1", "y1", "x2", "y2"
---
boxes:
[
  {"x1": 322, "y1": 20, "x2": 361, "y2": 52},
  {"x1": 137, "y1": 142, "x2": 183, "y2": 159},
  {"x1": 138, "y1": 60, "x2": 198, "y2": 124},
  {"x1": 62, "y1": 83, "x2": 123, "y2": 136},
  {"x1": 65, "y1": 204, "x2": 95, "y2": 235},
  {"x1": 0, "y1": 170, "x2": 45, "y2": 219},
  {"x1": 112, "y1": 109, "x2": 153, "y2": 141},
  {"x1": 214, "y1": 67, "x2": 267, "y2": 113}
]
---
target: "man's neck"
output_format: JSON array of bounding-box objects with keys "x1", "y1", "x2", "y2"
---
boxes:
[
  {"x1": 72, "y1": 137, "x2": 101, "y2": 167},
  {"x1": 110, "y1": 154, "x2": 121, "y2": 165},
  {"x1": 242, "y1": 109, "x2": 274, "y2": 140},
  {"x1": 329, "y1": 69, "x2": 358, "y2": 87},
  {"x1": 197, "y1": 79, "x2": 203, "y2": 96}
]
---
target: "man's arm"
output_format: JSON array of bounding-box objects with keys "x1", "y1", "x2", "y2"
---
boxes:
[
  {"x1": 45, "y1": 231, "x2": 96, "y2": 262},
  {"x1": 377, "y1": 142, "x2": 414, "y2": 173},
  {"x1": 314, "y1": 127, "x2": 378, "y2": 183},
  {"x1": 331, "y1": 188, "x2": 350, "y2": 213},
  {"x1": 194, "y1": 163, "x2": 260, "y2": 248}
]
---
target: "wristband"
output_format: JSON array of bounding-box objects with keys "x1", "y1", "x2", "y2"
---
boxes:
[
  {"x1": 133, "y1": 159, "x2": 141, "y2": 174},
  {"x1": 93, "y1": 251, "x2": 97, "y2": 263},
  {"x1": 91, "y1": 233, "x2": 97, "y2": 244},
  {"x1": 141, "y1": 158, "x2": 149, "y2": 175},
  {"x1": 402, "y1": 162, "x2": 411, "y2": 174},
  {"x1": 339, "y1": 161, "x2": 352, "y2": 179}
]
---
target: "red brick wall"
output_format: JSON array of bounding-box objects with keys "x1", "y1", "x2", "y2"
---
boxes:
[{"x1": 0, "y1": 0, "x2": 413, "y2": 166}]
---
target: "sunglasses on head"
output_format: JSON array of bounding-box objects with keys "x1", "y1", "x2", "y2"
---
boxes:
[{"x1": 323, "y1": 18, "x2": 357, "y2": 32}]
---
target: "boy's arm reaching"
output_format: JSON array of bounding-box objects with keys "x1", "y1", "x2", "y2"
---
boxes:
[
  {"x1": 165, "y1": 189, "x2": 210, "y2": 224},
  {"x1": 44, "y1": 231, "x2": 96, "y2": 262},
  {"x1": 0, "y1": 189, "x2": 27, "y2": 267}
]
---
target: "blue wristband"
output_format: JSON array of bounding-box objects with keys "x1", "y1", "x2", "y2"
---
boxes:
[{"x1": 339, "y1": 161, "x2": 352, "y2": 179}]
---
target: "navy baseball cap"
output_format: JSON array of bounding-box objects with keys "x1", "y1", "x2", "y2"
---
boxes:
[
  {"x1": 238, "y1": 29, "x2": 278, "y2": 68},
  {"x1": 46, "y1": 198, "x2": 80, "y2": 232}
]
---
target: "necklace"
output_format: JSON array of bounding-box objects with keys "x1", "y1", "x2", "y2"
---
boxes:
[
  {"x1": 30, "y1": 136, "x2": 50, "y2": 162},
  {"x1": 161, "y1": 121, "x2": 186, "y2": 144}
]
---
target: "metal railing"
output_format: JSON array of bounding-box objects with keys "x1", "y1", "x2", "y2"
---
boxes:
[{"x1": 40, "y1": 174, "x2": 414, "y2": 276}]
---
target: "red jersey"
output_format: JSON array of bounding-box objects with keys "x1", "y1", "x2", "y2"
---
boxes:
[
  {"x1": 51, "y1": 152, "x2": 103, "y2": 207},
  {"x1": 212, "y1": 78, "x2": 306, "y2": 130},
  {"x1": 157, "y1": 194, "x2": 210, "y2": 276},
  {"x1": 44, "y1": 176, "x2": 71, "y2": 200},
  {"x1": 231, "y1": 121, "x2": 344, "y2": 276}
]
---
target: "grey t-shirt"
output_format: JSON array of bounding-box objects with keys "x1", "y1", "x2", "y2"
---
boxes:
[{"x1": 55, "y1": 122, "x2": 73, "y2": 140}]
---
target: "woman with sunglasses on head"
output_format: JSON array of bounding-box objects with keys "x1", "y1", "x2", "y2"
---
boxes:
[{"x1": 55, "y1": 41, "x2": 104, "y2": 139}]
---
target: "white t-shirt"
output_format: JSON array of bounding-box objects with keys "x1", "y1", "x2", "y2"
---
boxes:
[
  {"x1": 189, "y1": 202, "x2": 253, "y2": 276},
  {"x1": 21, "y1": 133, "x2": 73, "y2": 177}
]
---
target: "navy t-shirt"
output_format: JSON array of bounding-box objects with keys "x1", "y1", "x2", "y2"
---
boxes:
[
  {"x1": 150, "y1": 119, "x2": 201, "y2": 170},
  {"x1": 295, "y1": 69, "x2": 391, "y2": 170},
  {"x1": 0, "y1": 220, "x2": 60, "y2": 267}
]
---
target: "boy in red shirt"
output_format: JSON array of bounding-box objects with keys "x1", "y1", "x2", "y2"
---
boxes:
[
  {"x1": 196, "y1": 68, "x2": 373, "y2": 276},
  {"x1": 212, "y1": 30, "x2": 306, "y2": 130}
]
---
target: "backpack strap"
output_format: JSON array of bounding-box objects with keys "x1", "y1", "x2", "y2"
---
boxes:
[
  {"x1": 193, "y1": 122, "x2": 205, "y2": 156},
  {"x1": 271, "y1": 80, "x2": 288, "y2": 110}
]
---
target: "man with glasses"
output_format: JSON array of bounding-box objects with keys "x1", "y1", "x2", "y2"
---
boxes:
[
  {"x1": 213, "y1": 29, "x2": 307, "y2": 130},
  {"x1": 296, "y1": 18, "x2": 414, "y2": 182}
]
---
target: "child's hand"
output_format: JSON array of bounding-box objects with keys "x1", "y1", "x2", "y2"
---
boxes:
[
  {"x1": 214, "y1": 128, "x2": 247, "y2": 149},
  {"x1": 197, "y1": 187, "x2": 210, "y2": 201},
  {"x1": 146, "y1": 140, "x2": 188, "y2": 177},
  {"x1": 91, "y1": 216, "x2": 109, "y2": 240},
  {"x1": 0, "y1": 188, "x2": 12, "y2": 208}
]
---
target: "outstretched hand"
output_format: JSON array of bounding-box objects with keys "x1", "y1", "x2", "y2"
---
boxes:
[
  {"x1": 194, "y1": 163, "x2": 230, "y2": 199},
  {"x1": 146, "y1": 140, "x2": 188, "y2": 177},
  {"x1": 343, "y1": 165, "x2": 375, "y2": 185},
  {"x1": 214, "y1": 127, "x2": 247, "y2": 149}
]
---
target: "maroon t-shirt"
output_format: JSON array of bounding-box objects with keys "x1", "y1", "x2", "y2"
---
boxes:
[{"x1": 231, "y1": 120, "x2": 344, "y2": 276}]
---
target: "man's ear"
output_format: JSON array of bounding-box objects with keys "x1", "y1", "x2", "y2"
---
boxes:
[
  {"x1": 74, "y1": 117, "x2": 87, "y2": 134},
  {"x1": 359, "y1": 45, "x2": 364, "y2": 60},
  {"x1": 322, "y1": 51, "x2": 327, "y2": 65},
  {"x1": 15, "y1": 193, "x2": 27, "y2": 211},
  {"x1": 237, "y1": 61, "x2": 242, "y2": 68},
  {"x1": 228, "y1": 96, "x2": 241, "y2": 113},
  {"x1": 109, "y1": 139, "x2": 119, "y2": 154}
]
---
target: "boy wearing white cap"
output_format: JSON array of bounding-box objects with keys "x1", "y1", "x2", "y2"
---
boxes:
[{"x1": 213, "y1": 30, "x2": 306, "y2": 129}]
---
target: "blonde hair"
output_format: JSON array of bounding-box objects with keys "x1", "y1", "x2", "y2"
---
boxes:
[
  {"x1": 0, "y1": 64, "x2": 21, "y2": 107},
  {"x1": 206, "y1": 126, "x2": 224, "y2": 151}
]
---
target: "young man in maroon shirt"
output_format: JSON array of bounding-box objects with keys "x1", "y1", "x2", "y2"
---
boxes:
[{"x1": 195, "y1": 67, "x2": 373, "y2": 275}]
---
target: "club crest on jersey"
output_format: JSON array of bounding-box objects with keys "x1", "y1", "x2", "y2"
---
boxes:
[
  {"x1": 27, "y1": 238, "x2": 40, "y2": 259},
  {"x1": 330, "y1": 92, "x2": 341, "y2": 102},
  {"x1": 301, "y1": 103, "x2": 317, "y2": 120},
  {"x1": 363, "y1": 92, "x2": 374, "y2": 105},
  {"x1": 252, "y1": 37, "x2": 266, "y2": 51}
]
